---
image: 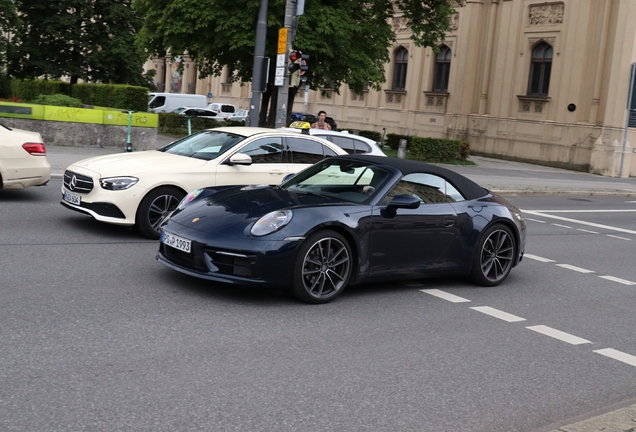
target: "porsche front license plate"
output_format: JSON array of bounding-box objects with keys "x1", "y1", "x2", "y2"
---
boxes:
[
  {"x1": 162, "y1": 231, "x2": 191, "y2": 253},
  {"x1": 63, "y1": 190, "x2": 81, "y2": 205}
]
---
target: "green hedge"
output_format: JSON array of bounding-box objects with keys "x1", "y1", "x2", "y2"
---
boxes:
[
  {"x1": 32, "y1": 93, "x2": 83, "y2": 108},
  {"x1": 10, "y1": 79, "x2": 148, "y2": 112},
  {"x1": 385, "y1": 133, "x2": 469, "y2": 161},
  {"x1": 72, "y1": 83, "x2": 148, "y2": 112},
  {"x1": 11, "y1": 79, "x2": 71, "y2": 101},
  {"x1": 356, "y1": 130, "x2": 383, "y2": 143}
]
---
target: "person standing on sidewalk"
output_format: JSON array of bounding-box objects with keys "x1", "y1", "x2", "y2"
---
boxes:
[{"x1": 311, "y1": 111, "x2": 332, "y2": 130}]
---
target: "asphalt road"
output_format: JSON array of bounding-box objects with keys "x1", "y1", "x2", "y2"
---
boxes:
[{"x1": 2, "y1": 184, "x2": 636, "y2": 431}]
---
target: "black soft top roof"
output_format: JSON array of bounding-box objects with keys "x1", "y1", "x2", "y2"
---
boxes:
[{"x1": 337, "y1": 154, "x2": 489, "y2": 200}]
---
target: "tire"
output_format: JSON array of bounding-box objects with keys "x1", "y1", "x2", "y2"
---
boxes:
[
  {"x1": 136, "y1": 186, "x2": 185, "y2": 239},
  {"x1": 290, "y1": 230, "x2": 352, "y2": 304},
  {"x1": 470, "y1": 224, "x2": 516, "y2": 286}
]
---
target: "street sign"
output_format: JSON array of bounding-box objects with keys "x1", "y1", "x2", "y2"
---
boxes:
[
  {"x1": 277, "y1": 28, "x2": 288, "y2": 55},
  {"x1": 274, "y1": 77, "x2": 284, "y2": 86}
]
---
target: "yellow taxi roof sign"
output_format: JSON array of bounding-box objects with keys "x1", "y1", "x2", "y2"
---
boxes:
[{"x1": 289, "y1": 120, "x2": 311, "y2": 129}]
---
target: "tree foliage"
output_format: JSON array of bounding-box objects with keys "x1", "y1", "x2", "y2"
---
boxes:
[
  {"x1": 0, "y1": 0, "x2": 19, "y2": 96},
  {"x1": 133, "y1": 0, "x2": 460, "y2": 93},
  {"x1": 9, "y1": 0, "x2": 148, "y2": 86}
]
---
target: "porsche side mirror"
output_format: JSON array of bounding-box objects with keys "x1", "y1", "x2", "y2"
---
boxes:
[
  {"x1": 282, "y1": 173, "x2": 296, "y2": 182},
  {"x1": 387, "y1": 194, "x2": 421, "y2": 210},
  {"x1": 228, "y1": 153, "x2": 253, "y2": 166},
  {"x1": 381, "y1": 194, "x2": 420, "y2": 218}
]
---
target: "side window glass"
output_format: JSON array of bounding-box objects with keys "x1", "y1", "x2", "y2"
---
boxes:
[
  {"x1": 150, "y1": 96, "x2": 166, "y2": 108},
  {"x1": 237, "y1": 137, "x2": 283, "y2": 164},
  {"x1": 323, "y1": 145, "x2": 338, "y2": 157},
  {"x1": 387, "y1": 173, "x2": 464, "y2": 204},
  {"x1": 329, "y1": 136, "x2": 356, "y2": 154},
  {"x1": 351, "y1": 138, "x2": 372, "y2": 154},
  {"x1": 287, "y1": 137, "x2": 325, "y2": 164}
]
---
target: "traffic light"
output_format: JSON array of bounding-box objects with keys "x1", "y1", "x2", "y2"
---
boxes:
[
  {"x1": 299, "y1": 53, "x2": 309, "y2": 84},
  {"x1": 288, "y1": 51, "x2": 309, "y2": 87}
]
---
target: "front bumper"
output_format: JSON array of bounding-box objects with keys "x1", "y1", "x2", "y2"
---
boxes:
[{"x1": 156, "y1": 222, "x2": 302, "y2": 289}]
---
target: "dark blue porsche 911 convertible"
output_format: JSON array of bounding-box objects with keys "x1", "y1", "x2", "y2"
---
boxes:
[{"x1": 157, "y1": 155, "x2": 526, "y2": 303}]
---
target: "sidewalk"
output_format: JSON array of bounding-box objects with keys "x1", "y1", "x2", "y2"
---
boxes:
[{"x1": 47, "y1": 134, "x2": 636, "y2": 196}]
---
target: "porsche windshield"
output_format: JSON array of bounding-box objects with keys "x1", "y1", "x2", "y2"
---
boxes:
[
  {"x1": 159, "y1": 130, "x2": 246, "y2": 161},
  {"x1": 282, "y1": 159, "x2": 392, "y2": 204}
]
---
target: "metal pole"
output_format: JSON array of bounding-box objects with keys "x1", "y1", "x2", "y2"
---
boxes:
[
  {"x1": 274, "y1": 0, "x2": 295, "y2": 129},
  {"x1": 248, "y1": 0, "x2": 268, "y2": 127}
]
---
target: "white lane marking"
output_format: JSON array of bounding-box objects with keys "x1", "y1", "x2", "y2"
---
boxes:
[
  {"x1": 607, "y1": 234, "x2": 631, "y2": 240},
  {"x1": 526, "y1": 325, "x2": 591, "y2": 345},
  {"x1": 598, "y1": 275, "x2": 636, "y2": 285},
  {"x1": 522, "y1": 210, "x2": 636, "y2": 235},
  {"x1": 556, "y1": 264, "x2": 595, "y2": 273},
  {"x1": 526, "y1": 218, "x2": 546, "y2": 223},
  {"x1": 577, "y1": 229, "x2": 599, "y2": 234},
  {"x1": 594, "y1": 348, "x2": 636, "y2": 367},
  {"x1": 552, "y1": 223, "x2": 572, "y2": 229},
  {"x1": 524, "y1": 254, "x2": 556, "y2": 263},
  {"x1": 420, "y1": 289, "x2": 470, "y2": 303},
  {"x1": 470, "y1": 306, "x2": 526, "y2": 322}
]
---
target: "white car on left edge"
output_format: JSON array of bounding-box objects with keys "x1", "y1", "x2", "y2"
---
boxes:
[
  {"x1": 0, "y1": 123, "x2": 51, "y2": 190},
  {"x1": 60, "y1": 126, "x2": 348, "y2": 239}
]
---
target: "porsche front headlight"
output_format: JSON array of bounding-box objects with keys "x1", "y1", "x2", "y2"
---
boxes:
[
  {"x1": 178, "y1": 189, "x2": 203, "y2": 209},
  {"x1": 251, "y1": 210, "x2": 293, "y2": 236},
  {"x1": 99, "y1": 176, "x2": 139, "y2": 191}
]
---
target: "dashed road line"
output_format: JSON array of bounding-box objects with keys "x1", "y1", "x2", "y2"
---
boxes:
[
  {"x1": 552, "y1": 223, "x2": 572, "y2": 229},
  {"x1": 577, "y1": 228, "x2": 599, "y2": 234},
  {"x1": 594, "y1": 348, "x2": 636, "y2": 367},
  {"x1": 598, "y1": 275, "x2": 636, "y2": 285},
  {"x1": 470, "y1": 306, "x2": 526, "y2": 322},
  {"x1": 555, "y1": 264, "x2": 595, "y2": 273},
  {"x1": 607, "y1": 234, "x2": 631, "y2": 240},
  {"x1": 525, "y1": 254, "x2": 556, "y2": 263},
  {"x1": 526, "y1": 325, "x2": 591, "y2": 345},
  {"x1": 526, "y1": 218, "x2": 546, "y2": 223},
  {"x1": 420, "y1": 289, "x2": 470, "y2": 303}
]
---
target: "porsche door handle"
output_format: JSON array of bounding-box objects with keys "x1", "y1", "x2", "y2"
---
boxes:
[{"x1": 443, "y1": 220, "x2": 455, "y2": 227}]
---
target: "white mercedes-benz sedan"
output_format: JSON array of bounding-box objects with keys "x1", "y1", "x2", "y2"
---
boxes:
[
  {"x1": 61, "y1": 127, "x2": 348, "y2": 238},
  {"x1": 0, "y1": 123, "x2": 51, "y2": 190}
]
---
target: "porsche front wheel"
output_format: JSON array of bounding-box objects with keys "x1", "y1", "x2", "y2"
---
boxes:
[
  {"x1": 290, "y1": 230, "x2": 352, "y2": 304},
  {"x1": 471, "y1": 224, "x2": 516, "y2": 286}
]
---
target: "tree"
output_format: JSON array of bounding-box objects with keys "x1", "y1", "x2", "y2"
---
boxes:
[
  {"x1": 0, "y1": 0, "x2": 19, "y2": 96},
  {"x1": 9, "y1": 0, "x2": 148, "y2": 86},
  {"x1": 133, "y1": 0, "x2": 460, "y2": 125}
]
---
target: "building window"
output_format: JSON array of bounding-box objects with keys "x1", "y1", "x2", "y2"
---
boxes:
[
  {"x1": 432, "y1": 45, "x2": 452, "y2": 92},
  {"x1": 528, "y1": 42, "x2": 553, "y2": 96},
  {"x1": 392, "y1": 48, "x2": 408, "y2": 90}
]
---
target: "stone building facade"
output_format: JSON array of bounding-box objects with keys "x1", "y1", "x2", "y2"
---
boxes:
[{"x1": 146, "y1": 0, "x2": 636, "y2": 177}]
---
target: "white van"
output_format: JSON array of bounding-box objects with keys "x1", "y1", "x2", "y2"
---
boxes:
[{"x1": 148, "y1": 93, "x2": 207, "y2": 113}]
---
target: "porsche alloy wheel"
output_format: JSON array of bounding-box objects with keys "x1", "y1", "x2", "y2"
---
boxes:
[
  {"x1": 471, "y1": 224, "x2": 515, "y2": 286},
  {"x1": 136, "y1": 186, "x2": 185, "y2": 239},
  {"x1": 291, "y1": 230, "x2": 352, "y2": 304}
]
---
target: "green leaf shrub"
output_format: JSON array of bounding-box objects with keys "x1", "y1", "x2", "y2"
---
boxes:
[
  {"x1": 32, "y1": 93, "x2": 83, "y2": 107},
  {"x1": 11, "y1": 79, "x2": 71, "y2": 101},
  {"x1": 71, "y1": 83, "x2": 148, "y2": 112}
]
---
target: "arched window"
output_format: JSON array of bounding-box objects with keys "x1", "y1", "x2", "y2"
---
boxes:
[
  {"x1": 392, "y1": 48, "x2": 408, "y2": 90},
  {"x1": 433, "y1": 45, "x2": 452, "y2": 92},
  {"x1": 528, "y1": 42, "x2": 553, "y2": 96}
]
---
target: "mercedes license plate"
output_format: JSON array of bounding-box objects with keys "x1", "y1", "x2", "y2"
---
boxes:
[{"x1": 63, "y1": 190, "x2": 81, "y2": 205}]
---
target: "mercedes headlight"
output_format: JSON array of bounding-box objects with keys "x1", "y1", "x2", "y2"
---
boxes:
[
  {"x1": 251, "y1": 210, "x2": 293, "y2": 236},
  {"x1": 99, "y1": 176, "x2": 139, "y2": 191}
]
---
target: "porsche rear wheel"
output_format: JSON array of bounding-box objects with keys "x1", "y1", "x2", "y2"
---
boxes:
[
  {"x1": 136, "y1": 186, "x2": 185, "y2": 239},
  {"x1": 290, "y1": 230, "x2": 352, "y2": 304},
  {"x1": 471, "y1": 224, "x2": 516, "y2": 286}
]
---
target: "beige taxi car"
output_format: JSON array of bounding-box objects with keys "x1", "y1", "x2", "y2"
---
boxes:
[
  {"x1": 61, "y1": 127, "x2": 347, "y2": 239},
  {"x1": 0, "y1": 123, "x2": 51, "y2": 190}
]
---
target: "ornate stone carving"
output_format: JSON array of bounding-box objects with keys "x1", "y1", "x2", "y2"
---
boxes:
[
  {"x1": 529, "y1": 3, "x2": 564, "y2": 26},
  {"x1": 528, "y1": 37, "x2": 556, "y2": 47},
  {"x1": 534, "y1": 102, "x2": 543, "y2": 113},
  {"x1": 427, "y1": 96, "x2": 435, "y2": 106},
  {"x1": 521, "y1": 101, "x2": 531, "y2": 112},
  {"x1": 449, "y1": 13, "x2": 459, "y2": 31},
  {"x1": 391, "y1": 16, "x2": 409, "y2": 33}
]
